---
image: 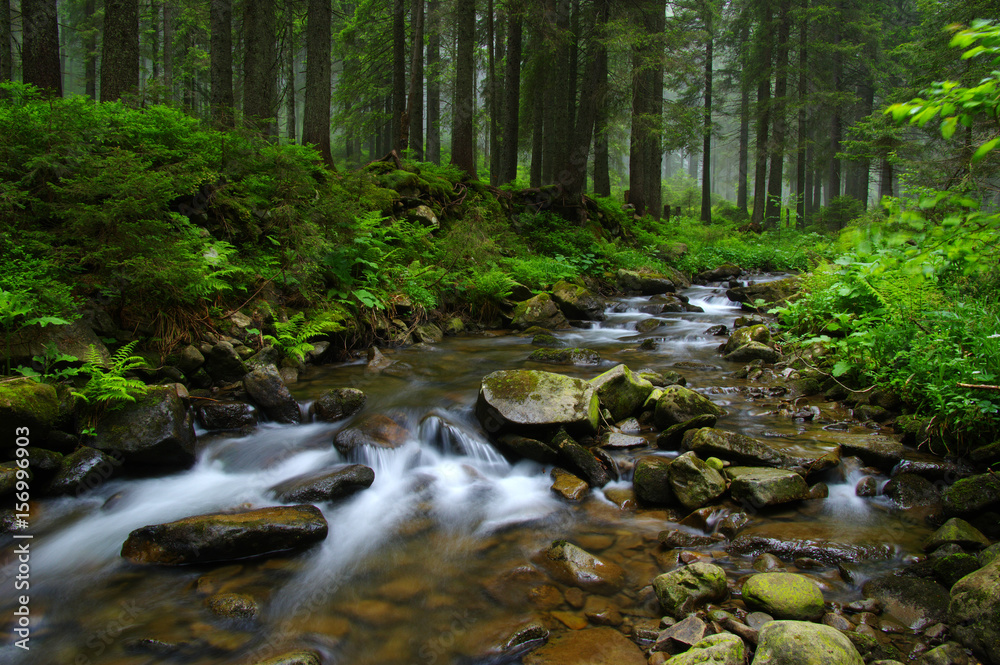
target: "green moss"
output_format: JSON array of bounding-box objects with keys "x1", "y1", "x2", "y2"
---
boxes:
[{"x1": 0, "y1": 378, "x2": 59, "y2": 429}]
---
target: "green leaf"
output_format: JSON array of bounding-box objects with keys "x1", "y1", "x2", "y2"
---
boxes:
[
  {"x1": 971, "y1": 137, "x2": 1000, "y2": 163},
  {"x1": 831, "y1": 361, "x2": 852, "y2": 377},
  {"x1": 941, "y1": 116, "x2": 958, "y2": 139}
]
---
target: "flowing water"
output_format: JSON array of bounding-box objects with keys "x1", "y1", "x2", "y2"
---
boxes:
[{"x1": 0, "y1": 279, "x2": 936, "y2": 664}]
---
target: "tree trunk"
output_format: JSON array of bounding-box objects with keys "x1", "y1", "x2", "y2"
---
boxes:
[
  {"x1": 101, "y1": 0, "x2": 139, "y2": 101},
  {"x1": 765, "y1": 0, "x2": 790, "y2": 228},
  {"x1": 163, "y1": 1, "x2": 174, "y2": 101},
  {"x1": 530, "y1": 44, "x2": 544, "y2": 188},
  {"x1": 629, "y1": 0, "x2": 665, "y2": 219},
  {"x1": 700, "y1": 1, "x2": 713, "y2": 224},
  {"x1": 83, "y1": 0, "x2": 97, "y2": 98},
  {"x1": 750, "y1": 9, "x2": 772, "y2": 227},
  {"x1": 542, "y1": 0, "x2": 570, "y2": 186},
  {"x1": 856, "y1": 76, "x2": 874, "y2": 209},
  {"x1": 487, "y1": 0, "x2": 498, "y2": 182},
  {"x1": 0, "y1": 0, "x2": 10, "y2": 89},
  {"x1": 795, "y1": 0, "x2": 808, "y2": 227},
  {"x1": 23, "y1": 0, "x2": 62, "y2": 96},
  {"x1": 393, "y1": 0, "x2": 407, "y2": 152},
  {"x1": 827, "y1": 3, "x2": 842, "y2": 205},
  {"x1": 879, "y1": 156, "x2": 893, "y2": 201},
  {"x1": 567, "y1": 0, "x2": 580, "y2": 132},
  {"x1": 284, "y1": 14, "x2": 296, "y2": 141},
  {"x1": 593, "y1": 3, "x2": 610, "y2": 198},
  {"x1": 243, "y1": 0, "x2": 277, "y2": 137},
  {"x1": 499, "y1": 2, "x2": 523, "y2": 185},
  {"x1": 408, "y1": 0, "x2": 425, "y2": 161},
  {"x1": 451, "y1": 0, "x2": 476, "y2": 177},
  {"x1": 302, "y1": 0, "x2": 332, "y2": 164},
  {"x1": 426, "y1": 0, "x2": 441, "y2": 164},
  {"x1": 210, "y1": 0, "x2": 234, "y2": 126}
]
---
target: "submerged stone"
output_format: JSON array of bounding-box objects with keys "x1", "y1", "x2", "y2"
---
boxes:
[{"x1": 536, "y1": 540, "x2": 626, "y2": 595}]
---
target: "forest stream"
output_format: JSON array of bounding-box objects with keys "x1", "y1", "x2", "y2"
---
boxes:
[{"x1": 0, "y1": 278, "x2": 966, "y2": 665}]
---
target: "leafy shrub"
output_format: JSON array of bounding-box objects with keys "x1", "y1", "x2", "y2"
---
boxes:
[
  {"x1": 74, "y1": 342, "x2": 149, "y2": 410},
  {"x1": 264, "y1": 312, "x2": 345, "y2": 362}
]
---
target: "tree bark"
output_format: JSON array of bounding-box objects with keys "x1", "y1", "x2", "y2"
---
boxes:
[
  {"x1": 499, "y1": 2, "x2": 523, "y2": 185},
  {"x1": 393, "y1": 0, "x2": 407, "y2": 152},
  {"x1": 163, "y1": 1, "x2": 174, "y2": 101},
  {"x1": 795, "y1": 0, "x2": 808, "y2": 227},
  {"x1": 243, "y1": 0, "x2": 277, "y2": 137},
  {"x1": 302, "y1": 0, "x2": 332, "y2": 164},
  {"x1": 736, "y1": 21, "x2": 750, "y2": 214},
  {"x1": 750, "y1": 6, "x2": 772, "y2": 227},
  {"x1": 827, "y1": 2, "x2": 842, "y2": 205},
  {"x1": 23, "y1": 0, "x2": 62, "y2": 96},
  {"x1": 426, "y1": 0, "x2": 441, "y2": 164},
  {"x1": 765, "y1": 0, "x2": 790, "y2": 228},
  {"x1": 700, "y1": 1, "x2": 713, "y2": 224},
  {"x1": 0, "y1": 0, "x2": 10, "y2": 89},
  {"x1": 629, "y1": 0, "x2": 665, "y2": 219},
  {"x1": 451, "y1": 0, "x2": 476, "y2": 177},
  {"x1": 530, "y1": 39, "x2": 544, "y2": 188},
  {"x1": 408, "y1": 0, "x2": 425, "y2": 161},
  {"x1": 284, "y1": 13, "x2": 296, "y2": 141},
  {"x1": 593, "y1": 1, "x2": 610, "y2": 198},
  {"x1": 101, "y1": 0, "x2": 139, "y2": 101},
  {"x1": 210, "y1": 0, "x2": 234, "y2": 126}
]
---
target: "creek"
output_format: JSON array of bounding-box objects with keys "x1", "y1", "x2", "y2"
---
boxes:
[{"x1": 0, "y1": 279, "x2": 937, "y2": 664}]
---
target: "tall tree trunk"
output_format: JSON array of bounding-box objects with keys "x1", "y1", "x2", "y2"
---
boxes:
[
  {"x1": 84, "y1": 0, "x2": 97, "y2": 98},
  {"x1": 393, "y1": 0, "x2": 406, "y2": 152},
  {"x1": 593, "y1": 0, "x2": 611, "y2": 198},
  {"x1": 736, "y1": 21, "x2": 750, "y2": 213},
  {"x1": 856, "y1": 76, "x2": 874, "y2": 209},
  {"x1": 210, "y1": 0, "x2": 234, "y2": 126},
  {"x1": 567, "y1": 0, "x2": 580, "y2": 132},
  {"x1": 700, "y1": 1, "x2": 713, "y2": 224},
  {"x1": 243, "y1": 0, "x2": 277, "y2": 137},
  {"x1": 149, "y1": 0, "x2": 159, "y2": 81},
  {"x1": 163, "y1": 1, "x2": 174, "y2": 101},
  {"x1": 101, "y1": 0, "x2": 139, "y2": 101},
  {"x1": 451, "y1": 0, "x2": 476, "y2": 177},
  {"x1": 750, "y1": 6, "x2": 772, "y2": 227},
  {"x1": 499, "y1": 2, "x2": 522, "y2": 185},
  {"x1": 826, "y1": 3, "x2": 842, "y2": 205},
  {"x1": 803, "y1": 133, "x2": 814, "y2": 219},
  {"x1": 629, "y1": 0, "x2": 665, "y2": 219},
  {"x1": 426, "y1": 0, "x2": 441, "y2": 164},
  {"x1": 530, "y1": 49, "x2": 544, "y2": 187},
  {"x1": 879, "y1": 156, "x2": 893, "y2": 201},
  {"x1": 302, "y1": 0, "x2": 332, "y2": 164},
  {"x1": 0, "y1": 0, "x2": 10, "y2": 89},
  {"x1": 487, "y1": 0, "x2": 497, "y2": 182},
  {"x1": 795, "y1": 0, "x2": 808, "y2": 227},
  {"x1": 765, "y1": 0, "x2": 790, "y2": 228},
  {"x1": 542, "y1": 0, "x2": 570, "y2": 186},
  {"x1": 284, "y1": 14, "x2": 296, "y2": 141},
  {"x1": 23, "y1": 0, "x2": 62, "y2": 96},
  {"x1": 408, "y1": 0, "x2": 425, "y2": 161}
]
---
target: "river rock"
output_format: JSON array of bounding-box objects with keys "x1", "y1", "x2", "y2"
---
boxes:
[
  {"x1": 92, "y1": 386, "x2": 195, "y2": 467},
  {"x1": 862, "y1": 576, "x2": 950, "y2": 631},
  {"x1": 599, "y1": 432, "x2": 645, "y2": 449},
  {"x1": 527, "y1": 347, "x2": 601, "y2": 365},
  {"x1": 683, "y1": 427, "x2": 838, "y2": 473},
  {"x1": 754, "y1": 620, "x2": 864, "y2": 665},
  {"x1": 457, "y1": 618, "x2": 550, "y2": 662},
  {"x1": 949, "y1": 557, "x2": 1000, "y2": 664},
  {"x1": 197, "y1": 401, "x2": 257, "y2": 430},
  {"x1": 205, "y1": 341, "x2": 248, "y2": 383},
  {"x1": 243, "y1": 365, "x2": 301, "y2": 424},
  {"x1": 0, "y1": 378, "x2": 59, "y2": 435},
  {"x1": 653, "y1": 615, "x2": 708, "y2": 651},
  {"x1": 46, "y1": 447, "x2": 120, "y2": 496},
  {"x1": 171, "y1": 344, "x2": 203, "y2": 375},
  {"x1": 727, "y1": 467, "x2": 809, "y2": 508},
  {"x1": 590, "y1": 364, "x2": 655, "y2": 422},
  {"x1": 653, "y1": 562, "x2": 728, "y2": 617},
  {"x1": 657, "y1": 414, "x2": 718, "y2": 449},
  {"x1": 531, "y1": 333, "x2": 564, "y2": 348},
  {"x1": 838, "y1": 438, "x2": 906, "y2": 472},
  {"x1": 669, "y1": 452, "x2": 726, "y2": 510},
  {"x1": 723, "y1": 324, "x2": 771, "y2": 355},
  {"x1": 633, "y1": 457, "x2": 674, "y2": 505},
  {"x1": 924, "y1": 518, "x2": 990, "y2": 552},
  {"x1": 933, "y1": 553, "x2": 982, "y2": 589},
  {"x1": 522, "y1": 626, "x2": 645, "y2": 665},
  {"x1": 551, "y1": 468, "x2": 589, "y2": 501},
  {"x1": 511, "y1": 294, "x2": 570, "y2": 330},
  {"x1": 413, "y1": 323, "x2": 444, "y2": 343},
  {"x1": 496, "y1": 433, "x2": 560, "y2": 464},
  {"x1": 728, "y1": 523, "x2": 896, "y2": 564},
  {"x1": 268, "y1": 464, "x2": 375, "y2": 503},
  {"x1": 536, "y1": 540, "x2": 625, "y2": 595},
  {"x1": 942, "y1": 473, "x2": 1000, "y2": 516},
  {"x1": 551, "y1": 280, "x2": 605, "y2": 321},
  {"x1": 742, "y1": 573, "x2": 826, "y2": 620},
  {"x1": 663, "y1": 633, "x2": 745, "y2": 665},
  {"x1": 121, "y1": 504, "x2": 329, "y2": 565},
  {"x1": 334, "y1": 414, "x2": 409, "y2": 454},
  {"x1": 552, "y1": 430, "x2": 610, "y2": 487},
  {"x1": 251, "y1": 650, "x2": 322, "y2": 665},
  {"x1": 654, "y1": 386, "x2": 726, "y2": 429},
  {"x1": 206, "y1": 592, "x2": 258, "y2": 619},
  {"x1": 475, "y1": 370, "x2": 599, "y2": 438},
  {"x1": 616, "y1": 269, "x2": 675, "y2": 295},
  {"x1": 726, "y1": 341, "x2": 781, "y2": 364},
  {"x1": 309, "y1": 387, "x2": 367, "y2": 423},
  {"x1": 883, "y1": 473, "x2": 940, "y2": 509},
  {"x1": 698, "y1": 263, "x2": 742, "y2": 283},
  {"x1": 726, "y1": 276, "x2": 801, "y2": 308}
]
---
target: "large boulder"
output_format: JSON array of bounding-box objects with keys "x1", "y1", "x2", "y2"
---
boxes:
[
  {"x1": 683, "y1": 427, "x2": 838, "y2": 474},
  {"x1": 632, "y1": 457, "x2": 674, "y2": 506},
  {"x1": 837, "y1": 438, "x2": 905, "y2": 472},
  {"x1": 120, "y1": 505, "x2": 329, "y2": 565},
  {"x1": 726, "y1": 276, "x2": 801, "y2": 309},
  {"x1": 753, "y1": 621, "x2": 864, "y2": 665},
  {"x1": 654, "y1": 386, "x2": 726, "y2": 429},
  {"x1": 46, "y1": 447, "x2": 120, "y2": 496},
  {"x1": 0, "y1": 378, "x2": 59, "y2": 436},
  {"x1": 722, "y1": 324, "x2": 771, "y2": 355},
  {"x1": 725, "y1": 342, "x2": 780, "y2": 364},
  {"x1": 243, "y1": 365, "x2": 301, "y2": 424},
  {"x1": 653, "y1": 562, "x2": 728, "y2": 617},
  {"x1": 726, "y1": 467, "x2": 809, "y2": 508},
  {"x1": 522, "y1": 626, "x2": 645, "y2": 665},
  {"x1": 697, "y1": 263, "x2": 742, "y2": 283},
  {"x1": 551, "y1": 280, "x2": 606, "y2": 321},
  {"x1": 8, "y1": 318, "x2": 110, "y2": 368},
  {"x1": 93, "y1": 386, "x2": 195, "y2": 468},
  {"x1": 475, "y1": 370, "x2": 599, "y2": 439},
  {"x1": 268, "y1": 465, "x2": 375, "y2": 503},
  {"x1": 510, "y1": 294, "x2": 570, "y2": 331},
  {"x1": 943, "y1": 473, "x2": 1000, "y2": 516},
  {"x1": 861, "y1": 575, "x2": 950, "y2": 631},
  {"x1": 590, "y1": 364, "x2": 655, "y2": 422},
  {"x1": 197, "y1": 401, "x2": 257, "y2": 431},
  {"x1": 334, "y1": 414, "x2": 409, "y2": 455},
  {"x1": 669, "y1": 451, "x2": 726, "y2": 510},
  {"x1": 924, "y1": 517, "x2": 990, "y2": 552},
  {"x1": 616, "y1": 269, "x2": 675, "y2": 295},
  {"x1": 882, "y1": 473, "x2": 941, "y2": 509},
  {"x1": 204, "y1": 341, "x2": 248, "y2": 383},
  {"x1": 536, "y1": 541, "x2": 626, "y2": 595},
  {"x1": 309, "y1": 388, "x2": 367, "y2": 423},
  {"x1": 949, "y1": 557, "x2": 1000, "y2": 664},
  {"x1": 742, "y1": 573, "x2": 825, "y2": 620}
]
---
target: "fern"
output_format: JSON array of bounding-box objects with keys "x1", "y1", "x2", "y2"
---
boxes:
[
  {"x1": 73, "y1": 342, "x2": 149, "y2": 408},
  {"x1": 263, "y1": 312, "x2": 344, "y2": 362}
]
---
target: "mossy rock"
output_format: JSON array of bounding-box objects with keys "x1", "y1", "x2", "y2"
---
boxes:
[
  {"x1": 93, "y1": 386, "x2": 196, "y2": 469},
  {"x1": 590, "y1": 364, "x2": 655, "y2": 422},
  {"x1": 754, "y1": 621, "x2": 864, "y2": 665},
  {"x1": 475, "y1": 369, "x2": 600, "y2": 438},
  {"x1": 0, "y1": 378, "x2": 59, "y2": 435},
  {"x1": 943, "y1": 473, "x2": 1000, "y2": 516},
  {"x1": 531, "y1": 333, "x2": 564, "y2": 348},
  {"x1": 742, "y1": 573, "x2": 825, "y2": 620},
  {"x1": 632, "y1": 456, "x2": 674, "y2": 506},
  {"x1": 664, "y1": 633, "x2": 744, "y2": 665},
  {"x1": 654, "y1": 385, "x2": 726, "y2": 429},
  {"x1": 511, "y1": 293, "x2": 570, "y2": 331},
  {"x1": 551, "y1": 280, "x2": 605, "y2": 321},
  {"x1": 653, "y1": 562, "x2": 728, "y2": 617},
  {"x1": 527, "y1": 347, "x2": 601, "y2": 366},
  {"x1": 206, "y1": 592, "x2": 258, "y2": 619},
  {"x1": 669, "y1": 451, "x2": 726, "y2": 510},
  {"x1": 949, "y1": 557, "x2": 1000, "y2": 664},
  {"x1": 722, "y1": 324, "x2": 771, "y2": 355}
]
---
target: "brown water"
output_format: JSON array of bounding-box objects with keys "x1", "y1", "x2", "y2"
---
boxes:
[{"x1": 0, "y1": 282, "x2": 935, "y2": 664}]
